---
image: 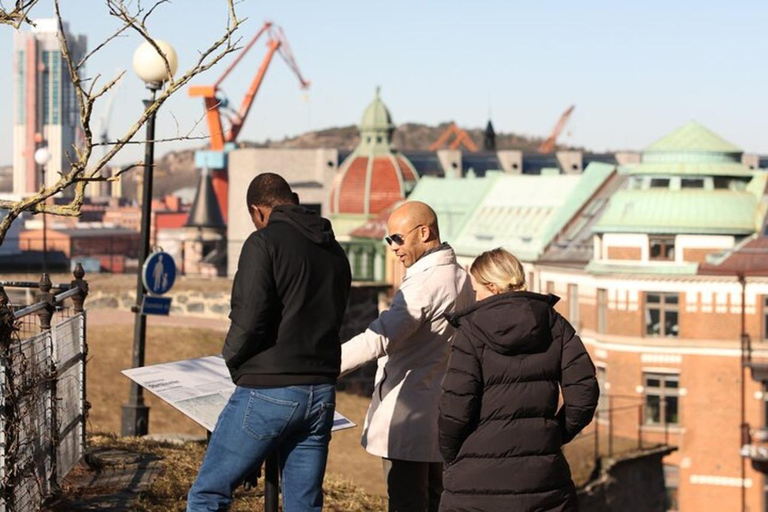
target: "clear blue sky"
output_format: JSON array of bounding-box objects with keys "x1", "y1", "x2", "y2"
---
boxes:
[{"x1": 2, "y1": 0, "x2": 767, "y2": 165}]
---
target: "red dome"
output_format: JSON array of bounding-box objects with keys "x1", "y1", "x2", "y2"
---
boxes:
[{"x1": 330, "y1": 154, "x2": 417, "y2": 215}]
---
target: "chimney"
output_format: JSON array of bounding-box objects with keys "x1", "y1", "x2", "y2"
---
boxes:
[
  {"x1": 497, "y1": 150, "x2": 523, "y2": 174},
  {"x1": 437, "y1": 149, "x2": 462, "y2": 179}
]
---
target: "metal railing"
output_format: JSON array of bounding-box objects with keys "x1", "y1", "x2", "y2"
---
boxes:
[
  {"x1": 0, "y1": 267, "x2": 89, "y2": 512},
  {"x1": 567, "y1": 395, "x2": 673, "y2": 486}
]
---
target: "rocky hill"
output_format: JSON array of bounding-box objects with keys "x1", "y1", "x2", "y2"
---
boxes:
[{"x1": 120, "y1": 122, "x2": 579, "y2": 199}]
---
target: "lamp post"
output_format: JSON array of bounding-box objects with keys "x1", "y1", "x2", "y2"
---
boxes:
[
  {"x1": 121, "y1": 39, "x2": 178, "y2": 437},
  {"x1": 34, "y1": 146, "x2": 51, "y2": 273}
]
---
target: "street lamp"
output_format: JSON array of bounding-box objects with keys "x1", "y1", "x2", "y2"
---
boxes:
[
  {"x1": 121, "y1": 39, "x2": 178, "y2": 437},
  {"x1": 34, "y1": 146, "x2": 51, "y2": 273}
]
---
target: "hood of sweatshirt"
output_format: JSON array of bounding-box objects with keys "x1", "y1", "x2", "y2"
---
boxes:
[
  {"x1": 446, "y1": 291, "x2": 560, "y2": 356},
  {"x1": 269, "y1": 204, "x2": 336, "y2": 245}
]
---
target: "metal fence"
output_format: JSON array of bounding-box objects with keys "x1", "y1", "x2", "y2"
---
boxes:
[
  {"x1": 0, "y1": 269, "x2": 88, "y2": 512},
  {"x1": 566, "y1": 395, "x2": 672, "y2": 485}
]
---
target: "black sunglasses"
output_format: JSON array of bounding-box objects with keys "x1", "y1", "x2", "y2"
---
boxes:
[{"x1": 385, "y1": 225, "x2": 423, "y2": 246}]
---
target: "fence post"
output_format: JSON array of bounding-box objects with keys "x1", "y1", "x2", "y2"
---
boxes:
[
  {"x1": 594, "y1": 410, "x2": 600, "y2": 462},
  {"x1": 69, "y1": 264, "x2": 89, "y2": 313},
  {"x1": 36, "y1": 274, "x2": 55, "y2": 333},
  {"x1": 70, "y1": 263, "x2": 89, "y2": 456},
  {"x1": 608, "y1": 407, "x2": 614, "y2": 458}
]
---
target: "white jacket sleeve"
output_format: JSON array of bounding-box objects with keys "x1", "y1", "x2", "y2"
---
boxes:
[{"x1": 340, "y1": 282, "x2": 428, "y2": 376}]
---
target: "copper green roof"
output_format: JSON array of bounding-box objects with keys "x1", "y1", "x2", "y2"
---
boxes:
[
  {"x1": 593, "y1": 189, "x2": 759, "y2": 235},
  {"x1": 623, "y1": 162, "x2": 754, "y2": 177},
  {"x1": 358, "y1": 87, "x2": 395, "y2": 154},
  {"x1": 539, "y1": 162, "x2": 616, "y2": 245},
  {"x1": 452, "y1": 174, "x2": 582, "y2": 260},
  {"x1": 408, "y1": 173, "x2": 500, "y2": 243},
  {"x1": 645, "y1": 121, "x2": 741, "y2": 154}
]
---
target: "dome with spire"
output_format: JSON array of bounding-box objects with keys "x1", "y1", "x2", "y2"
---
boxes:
[{"x1": 329, "y1": 88, "x2": 418, "y2": 224}]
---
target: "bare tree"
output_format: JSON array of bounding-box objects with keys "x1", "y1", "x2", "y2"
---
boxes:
[{"x1": 0, "y1": 0, "x2": 242, "y2": 244}]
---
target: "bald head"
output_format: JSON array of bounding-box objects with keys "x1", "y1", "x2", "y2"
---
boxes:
[
  {"x1": 389, "y1": 201, "x2": 440, "y2": 239},
  {"x1": 386, "y1": 201, "x2": 441, "y2": 268}
]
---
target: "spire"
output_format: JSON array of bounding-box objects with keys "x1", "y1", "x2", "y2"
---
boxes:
[
  {"x1": 185, "y1": 167, "x2": 225, "y2": 230},
  {"x1": 484, "y1": 120, "x2": 496, "y2": 151}
]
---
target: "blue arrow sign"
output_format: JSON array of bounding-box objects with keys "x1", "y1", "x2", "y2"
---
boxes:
[{"x1": 142, "y1": 251, "x2": 177, "y2": 296}]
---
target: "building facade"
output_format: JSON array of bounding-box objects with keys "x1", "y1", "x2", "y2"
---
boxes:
[
  {"x1": 13, "y1": 19, "x2": 86, "y2": 196},
  {"x1": 406, "y1": 121, "x2": 768, "y2": 511}
]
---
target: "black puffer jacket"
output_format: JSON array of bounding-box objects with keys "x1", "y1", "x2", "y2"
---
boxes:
[{"x1": 438, "y1": 291, "x2": 598, "y2": 512}]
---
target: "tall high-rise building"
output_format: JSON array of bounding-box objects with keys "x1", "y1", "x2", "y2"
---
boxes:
[{"x1": 12, "y1": 19, "x2": 87, "y2": 196}]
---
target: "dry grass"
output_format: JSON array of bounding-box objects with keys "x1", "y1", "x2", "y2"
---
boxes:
[
  {"x1": 52, "y1": 433, "x2": 386, "y2": 512},
  {"x1": 86, "y1": 323, "x2": 386, "y2": 497}
]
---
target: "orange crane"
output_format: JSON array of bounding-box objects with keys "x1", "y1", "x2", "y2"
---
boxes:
[
  {"x1": 188, "y1": 22, "x2": 309, "y2": 221},
  {"x1": 538, "y1": 105, "x2": 575, "y2": 153},
  {"x1": 429, "y1": 123, "x2": 479, "y2": 152}
]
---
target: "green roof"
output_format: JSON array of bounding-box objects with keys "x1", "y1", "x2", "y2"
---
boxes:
[
  {"x1": 593, "y1": 189, "x2": 759, "y2": 235},
  {"x1": 408, "y1": 173, "x2": 500, "y2": 243},
  {"x1": 623, "y1": 162, "x2": 754, "y2": 177},
  {"x1": 452, "y1": 174, "x2": 582, "y2": 260},
  {"x1": 539, "y1": 162, "x2": 616, "y2": 245},
  {"x1": 645, "y1": 121, "x2": 741, "y2": 154}
]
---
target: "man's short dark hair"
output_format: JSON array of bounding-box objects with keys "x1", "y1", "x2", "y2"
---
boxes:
[{"x1": 246, "y1": 173, "x2": 298, "y2": 209}]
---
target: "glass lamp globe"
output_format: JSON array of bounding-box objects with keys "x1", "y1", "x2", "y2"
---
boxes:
[
  {"x1": 132, "y1": 40, "x2": 178, "y2": 84},
  {"x1": 34, "y1": 147, "x2": 51, "y2": 166}
]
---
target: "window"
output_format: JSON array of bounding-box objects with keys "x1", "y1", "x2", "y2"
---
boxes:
[
  {"x1": 597, "y1": 288, "x2": 607, "y2": 333},
  {"x1": 650, "y1": 178, "x2": 670, "y2": 188},
  {"x1": 644, "y1": 373, "x2": 679, "y2": 426},
  {"x1": 764, "y1": 296, "x2": 768, "y2": 341},
  {"x1": 645, "y1": 293, "x2": 679, "y2": 337},
  {"x1": 664, "y1": 465, "x2": 679, "y2": 511},
  {"x1": 650, "y1": 236, "x2": 675, "y2": 261},
  {"x1": 42, "y1": 51, "x2": 51, "y2": 125},
  {"x1": 51, "y1": 51, "x2": 60, "y2": 124},
  {"x1": 568, "y1": 284, "x2": 579, "y2": 327},
  {"x1": 681, "y1": 178, "x2": 704, "y2": 189},
  {"x1": 16, "y1": 51, "x2": 25, "y2": 125},
  {"x1": 596, "y1": 366, "x2": 609, "y2": 418}
]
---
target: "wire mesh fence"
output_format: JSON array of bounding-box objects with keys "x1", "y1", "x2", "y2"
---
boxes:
[{"x1": 0, "y1": 270, "x2": 88, "y2": 511}]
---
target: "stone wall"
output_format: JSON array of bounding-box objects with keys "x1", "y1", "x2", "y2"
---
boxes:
[{"x1": 86, "y1": 289, "x2": 232, "y2": 318}]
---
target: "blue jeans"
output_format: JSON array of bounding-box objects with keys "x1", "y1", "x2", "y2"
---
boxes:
[{"x1": 187, "y1": 384, "x2": 336, "y2": 511}]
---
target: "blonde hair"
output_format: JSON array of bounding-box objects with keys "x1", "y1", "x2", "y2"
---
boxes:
[{"x1": 470, "y1": 248, "x2": 527, "y2": 292}]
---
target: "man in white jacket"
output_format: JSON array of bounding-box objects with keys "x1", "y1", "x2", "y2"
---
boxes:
[{"x1": 341, "y1": 201, "x2": 474, "y2": 512}]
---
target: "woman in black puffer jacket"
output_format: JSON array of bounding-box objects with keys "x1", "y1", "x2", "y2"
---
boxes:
[{"x1": 438, "y1": 248, "x2": 599, "y2": 512}]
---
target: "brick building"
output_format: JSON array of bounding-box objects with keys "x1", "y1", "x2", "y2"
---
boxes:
[{"x1": 408, "y1": 121, "x2": 768, "y2": 511}]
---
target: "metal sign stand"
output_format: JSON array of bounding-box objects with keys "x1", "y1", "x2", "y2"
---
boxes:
[{"x1": 264, "y1": 453, "x2": 279, "y2": 511}]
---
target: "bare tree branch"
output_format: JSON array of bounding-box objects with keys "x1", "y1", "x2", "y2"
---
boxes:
[
  {"x1": 0, "y1": 0, "x2": 242, "y2": 244},
  {"x1": 0, "y1": 0, "x2": 38, "y2": 28}
]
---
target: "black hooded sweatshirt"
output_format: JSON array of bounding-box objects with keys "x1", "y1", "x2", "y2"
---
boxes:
[
  {"x1": 438, "y1": 291, "x2": 599, "y2": 512},
  {"x1": 222, "y1": 204, "x2": 352, "y2": 387}
]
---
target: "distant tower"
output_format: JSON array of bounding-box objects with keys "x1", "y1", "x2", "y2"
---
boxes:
[
  {"x1": 12, "y1": 19, "x2": 87, "y2": 196},
  {"x1": 484, "y1": 120, "x2": 496, "y2": 151}
]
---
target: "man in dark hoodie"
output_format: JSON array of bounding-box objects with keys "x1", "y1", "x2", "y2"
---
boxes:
[{"x1": 187, "y1": 173, "x2": 352, "y2": 512}]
